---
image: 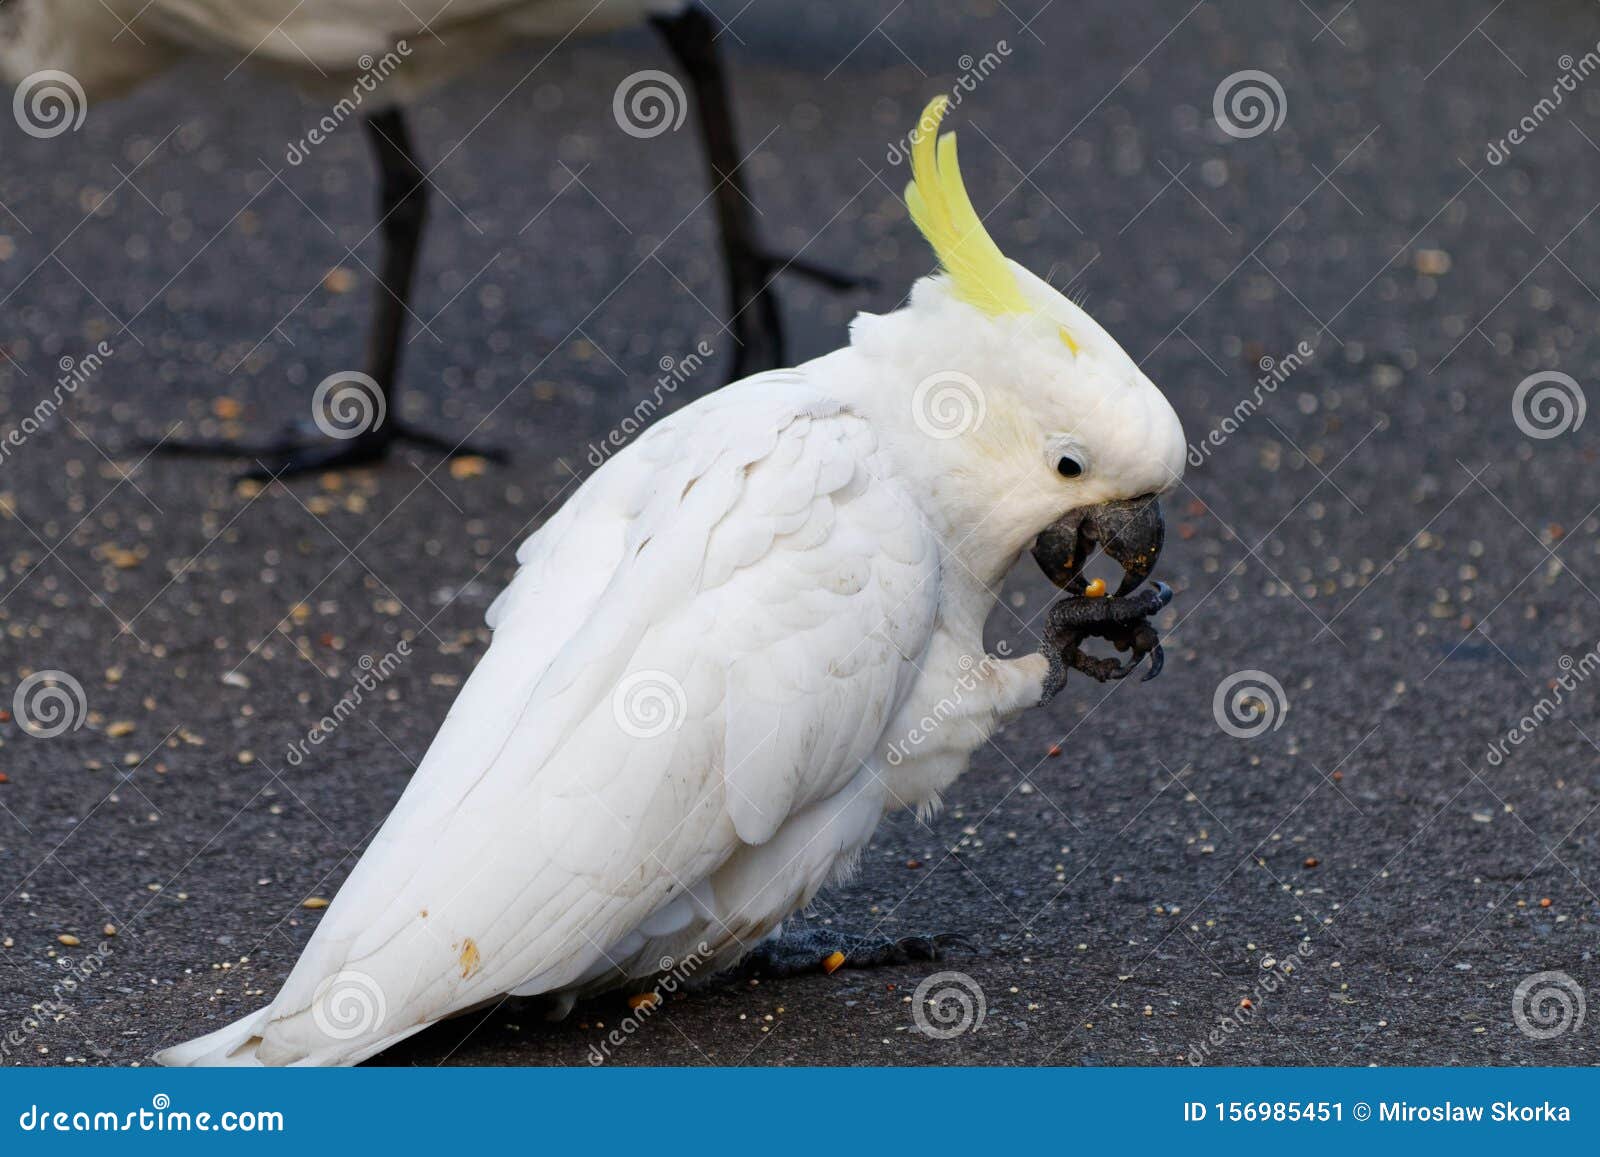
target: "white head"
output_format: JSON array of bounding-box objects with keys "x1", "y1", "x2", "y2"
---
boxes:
[{"x1": 846, "y1": 96, "x2": 1186, "y2": 589}]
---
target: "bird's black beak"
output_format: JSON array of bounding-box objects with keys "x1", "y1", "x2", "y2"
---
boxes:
[{"x1": 1031, "y1": 494, "x2": 1165, "y2": 597}]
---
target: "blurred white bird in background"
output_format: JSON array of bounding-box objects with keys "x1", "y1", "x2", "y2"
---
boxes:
[
  {"x1": 0, "y1": 0, "x2": 867, "y2": 477},
  {"x1": 155, "y1": 96, "x2": 1186, "y2": 1067}
]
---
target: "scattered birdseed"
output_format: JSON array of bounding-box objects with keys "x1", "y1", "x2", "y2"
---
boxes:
[
  {"x1": 627, "y1": 993, "x2": 660, "y2": 1012},
  {"x1": 301, "y1": 897, "x2": 330, "y2": 910},
  {"x1": 822, "y1": 951, "x2": 846, "y2": 974},
  {"x1": 323, "y1": 267, "x2": 357, "y2": 293},
  {"x1": 1413, "y1": 248, "x2": 1451, "y2": 275},
  {"x1": 57, "y1": 934, "x2": 80, "y2": 947}
]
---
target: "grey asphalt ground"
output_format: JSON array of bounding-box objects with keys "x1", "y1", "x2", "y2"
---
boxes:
[{"x1": 2, "y1": 0, "x2": 1598, "y2": 1067}]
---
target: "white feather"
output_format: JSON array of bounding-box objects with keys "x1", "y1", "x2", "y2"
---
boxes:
[{"x1": 158, "y1": 372, "x2": 940, "y2": 1066}]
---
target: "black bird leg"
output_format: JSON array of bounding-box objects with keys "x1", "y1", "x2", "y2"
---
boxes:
[
  {"x1": 153, "y1": 108, "x2": 503, "y2": 481},
  {"x1": 652, "y1": 3, "x2": 871, "y2": 382}
]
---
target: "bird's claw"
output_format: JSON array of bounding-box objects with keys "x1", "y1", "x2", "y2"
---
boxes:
[{"x1": 1040, "y1": 582, "x2": 1171, "y2": 694}]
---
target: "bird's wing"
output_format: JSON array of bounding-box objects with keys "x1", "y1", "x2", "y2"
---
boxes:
[{"x1": 250, "y1": 374, "x2": 940, "y2": 1065}]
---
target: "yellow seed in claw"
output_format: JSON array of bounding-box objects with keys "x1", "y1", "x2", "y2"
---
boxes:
[
  {"x1": 822, "y1": 950, "x2": 846, "y2": 974},
  {"x1": 1084, "y1": 578, "x2": 1108, "y2": 598}
]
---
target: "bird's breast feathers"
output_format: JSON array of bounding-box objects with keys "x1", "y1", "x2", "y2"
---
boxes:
[{"x1": 246, "y1": 374, "x2": 969, "y2": 1060}]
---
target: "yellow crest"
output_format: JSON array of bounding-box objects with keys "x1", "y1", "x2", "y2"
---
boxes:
[{"x1": 904, "y1": 95, "x2": 1032, "y2": 317}]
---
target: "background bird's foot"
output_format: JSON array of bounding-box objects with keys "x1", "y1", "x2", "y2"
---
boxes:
[
  {"x1": 732, "y1": 927, "x2": 974, "y2": 979},
  {"x1": 150, "y1": 421, "x2": 506, "y2": 482},
  {"x1": 755, "y1": 249, "x2": 875, "y2": 294}
]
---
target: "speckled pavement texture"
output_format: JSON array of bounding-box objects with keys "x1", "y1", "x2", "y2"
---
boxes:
[{"x1": 1, "y1": 0, "x2": 1597, "y2": 1066}]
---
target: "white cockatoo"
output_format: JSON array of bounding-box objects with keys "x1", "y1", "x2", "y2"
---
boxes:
[
  {"x1": 156, "y1": 96, "x2": 1186, "y2": 1066},
  {"x1": 0, "y1": 0, "x2": 862, "y2": 475}
]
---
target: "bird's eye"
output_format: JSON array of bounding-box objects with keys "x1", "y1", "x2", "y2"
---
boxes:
[{"x1": 1056, "y1": 456, "x2": 1084, "y2": 478}]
